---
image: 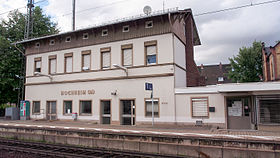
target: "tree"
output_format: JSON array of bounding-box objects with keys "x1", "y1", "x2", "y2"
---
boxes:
[
  {"x1": 228, "y1": 41, "x2": 263, "y2": 83},
  {"x1": 0, "y1": 7, "x2": 59, "y2": 106}
]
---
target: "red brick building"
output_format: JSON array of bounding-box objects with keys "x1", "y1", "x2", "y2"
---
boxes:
[
  {"x1": 262, "y1": 42, "x2": 280, "y2": 81},
  {"x1": 197, "y1": 62, "x2": 233, "y2": 85}
]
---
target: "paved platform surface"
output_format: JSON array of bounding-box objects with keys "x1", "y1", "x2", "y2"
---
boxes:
[{"x1": 0, "y1": 119, "x2": 280, "y2": 142}]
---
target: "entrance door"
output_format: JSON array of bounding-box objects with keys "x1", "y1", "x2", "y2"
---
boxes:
[
  {"x1": 46, "y1": 101, "x2": 57, "y2": 120},
  {"x1": 227, "y1": 97, "x2": 251, "y2": 129},
  {"x1": 100, "y1": 100, "x2": 111, "y2": 124},
  {"x1": 120, "y1": 100, "x2": 135, "y2": 125}
]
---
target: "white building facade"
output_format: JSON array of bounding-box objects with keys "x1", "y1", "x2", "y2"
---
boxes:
[{"x1": 20, "y1": 9, "x2": 202, "y2": 125}]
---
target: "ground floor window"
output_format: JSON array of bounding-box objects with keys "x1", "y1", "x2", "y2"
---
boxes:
[
  {"x1": 191, "y1": 97, "x2": 208, "y2": 117},
  {"x1": 259, "y1": 98, "x2": 280, "y2": 124},
  {"x1": 32, "y1": 101, "x2": 40, "y2": 114},
  {"x1": 80, "y1": 100, "x2": 92, "y2": 115},
  {"x1": 63, "y1": 101, "x2": 72, "y2": 115},
  {"x1": 145, "y1": 99, "x2": 159, "y2": 117}
]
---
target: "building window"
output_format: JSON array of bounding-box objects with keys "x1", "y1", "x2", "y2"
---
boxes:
[
  {"x1": 34, "y1": 57, "x2": 41, "y2": 73},
  {"x1": 102, "y1": 29, "x2": 108, "y2": 36},
  {"x1": 35, "y1": 42, "x2": 40, "y2": 48},
  {"x1": 259, "y1": 98, "x2": 280, "y2": 124},
  {"x1": 65, "y1": 36, "x2": 71, "y2": 42},
  {"x1": 122, "y1": 44, "x2": 133, "y2": 67},
  {"x1": 80, "y1": 100, "x2": 92, "y2": 114},
  {"x1": 218, "y1": 77, "x2": 224, "y2": 82},
  {"x1": 145, "y1": 99, "x2": 159, "y2": 117},
  {"x1": 49, "y1": 55, "x2": 57, "y2": 74},
  {"x1": 49, "y1": 40, "x2": 55, "y2": 45},
  {"x1": 64, "y1": 53, "x2": 73, "y2": 73},
  {"x1": 63, "y1": 101, "x2": 72, "y2": 115},
  {"x1": 191, "y1": 98, "x2": 209, "y2": 117},
  {"x1": 101, "y1": 47, "x2": 111, "y2": 69},
  {"x1": 123, "y1": 25, "x2": 129, "y2": 32},
  {"x1": 83, "y1": 33, "x2": 89, "y2": 39},
  {"x1": 32, "y1": 101, "x2": 40, "y2": 114},
  {"x1": 145, "y1": 21, "x2": 153, "y2": 28},
  {"x1": 82, "y1": 50, "x2": 91, "y2": 71},
  {"x1": 145, "y1": 41, "x2": 157, "y2": 65}
]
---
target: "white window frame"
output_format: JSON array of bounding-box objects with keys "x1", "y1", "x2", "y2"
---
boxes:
[
  {"x1": 83, "y1": 33, "x2": 89, "y2": 39},
  {"x1": 145, "y1": 21, "x2": 153, "y2": 28},
  {"x1": 65, "y1": 36, "x2": 71, "y2": 42},
  {"x1": 102, "y1": 29, "x2": 108, "y2": 36},
  {"x1": 122, "y1": 25, "x2": 129, "y2": 32}
]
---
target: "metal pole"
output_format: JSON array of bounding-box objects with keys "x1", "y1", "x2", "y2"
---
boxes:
[
  {"x1": 72, "y1": 0, "x2": 76, "y2": 31},
  {"x1": 152, "y1": 89, "x2": 154, "y2": 126}
]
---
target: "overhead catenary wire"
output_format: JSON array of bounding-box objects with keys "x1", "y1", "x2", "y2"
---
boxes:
[
  {"x1": 0, "y1": 0, "x2": 47, "y2": 16},
  {"x1": 194, "y1": 0, "x2": 280, "y2": 16}
]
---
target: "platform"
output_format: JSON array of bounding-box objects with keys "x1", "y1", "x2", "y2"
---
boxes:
[{"x1": 0, "y1": 120, "x2": 280, "y2": 158}]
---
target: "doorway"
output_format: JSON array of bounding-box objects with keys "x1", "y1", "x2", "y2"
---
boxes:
[
  {"x1": 46, "y1": 101, "x2": 57, "y2": 120},
  {"x1": 227, "y1": 97, "x2": 251, "y2": 129},
  {"x1": 100, "y1": 100, "x2": 111, "y2": 124},
  {"x1": 120, "y1": 100, "x2": 135, "y2": 125}
]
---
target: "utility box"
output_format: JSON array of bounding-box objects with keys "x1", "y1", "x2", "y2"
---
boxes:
[
  {"x1": 5, "y1": 107, "x2": 19, "y2": 120},
  {"x1": 20, "y1": 101, "x2": 30, "y2": 120}
]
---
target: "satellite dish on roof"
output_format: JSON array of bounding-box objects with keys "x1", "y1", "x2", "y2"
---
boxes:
[{"x1": 143, "y1": 6, "x2": 152, "y2": 15}]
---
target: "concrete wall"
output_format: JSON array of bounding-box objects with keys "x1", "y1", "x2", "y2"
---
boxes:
[{"x1": 175, "y1": 93, "x2": 226, "y2": 127}]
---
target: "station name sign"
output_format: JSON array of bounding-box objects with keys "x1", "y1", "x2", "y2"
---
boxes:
[{"x1": 61, "y1": 89, "x2": 95, "y2": 96}]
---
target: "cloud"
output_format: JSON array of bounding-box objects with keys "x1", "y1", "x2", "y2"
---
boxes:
[{"x1": 1, "y1": 0, "x2": 279, "y2": 65}]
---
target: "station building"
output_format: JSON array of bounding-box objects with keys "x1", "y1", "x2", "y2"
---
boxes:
[
  {"x1": 19, "y1": 8, "x2": 203, "y2": 125},
  {"x1": 18, "y1": 8, "x2": 280, "y2": 130}
]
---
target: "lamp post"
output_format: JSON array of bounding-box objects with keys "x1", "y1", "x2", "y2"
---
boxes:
[
  {"x1": 113, "y1": 64, "x2": 128, "y2": 76},
  {"x1": 34, "y1": 72, "x2": 53, "y2": 81}
]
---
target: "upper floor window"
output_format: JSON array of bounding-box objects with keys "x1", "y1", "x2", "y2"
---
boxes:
[
  {"x1": 65, "y1": 36, "x2": 71, "y2": 42},
  {"x1": 34, "y1": 57, "x2": 41, "y2": 73},
  {"x1": 101, "y1": 47, "x2": 111, "y2": 69},
  {"x1": 145, "y1": 21, "x2": 153, "y2": 28},
  {"x1": 49, "y1": 40, "x2": 55, "y2": 45},
  {"x1": 83, "y1": 33, "x2": 89, "y2": 39},
  {"x1": 145, "y1": 41, "x2": 157, "y2": 65},
  {"x1": 102, "y1": 29, "x2": 108, "y2": 36},
  {"x1": 121, "y1": 44, "x2": 133, "y2": 67},
  {"x1": 49, "y1": 55, "x2": 57, "y2": 74},
  {"x1": 123, "y1": 25, "x2": 129, "y2": 32},
  {"x1": 191, "y1": 97, "x2": 209, "y2": 117},
  {"x1": 64, "y1": 53, "x2": 73, "y2": 73},
  {"x1": 82, "y1": 50, "x2": 91, "y2": 71}
]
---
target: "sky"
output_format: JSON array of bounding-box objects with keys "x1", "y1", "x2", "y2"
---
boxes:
[{"x1": 1, "y1": 0, "x2": 280, "y2": 65}]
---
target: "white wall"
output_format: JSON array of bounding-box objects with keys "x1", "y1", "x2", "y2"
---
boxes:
[
  {"x1": 173, "y1": 35, "x2": 186, "y2": 87},
  {"x1": 175, "y1": 93, "x2": 226, "y2": 124},
  {"x1": 26, "y1": 76, "x2": 175, "y2": 123},
  {"x1": 25, "y1": 33, "x2": 174, "y2": 77}
]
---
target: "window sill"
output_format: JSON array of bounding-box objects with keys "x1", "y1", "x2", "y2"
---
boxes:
[
  {"x1": 32, "y1": 113, "x2": 41, "y2": 115},
  {"x1": 79, "y1": 113, "x2": 92, "y2": 116}
]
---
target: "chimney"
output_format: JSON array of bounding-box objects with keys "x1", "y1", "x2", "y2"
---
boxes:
[{"x1": 219, "y1": 62, "x2": 222, "y2": 70}]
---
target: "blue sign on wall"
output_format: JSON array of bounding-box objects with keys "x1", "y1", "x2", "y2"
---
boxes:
[{"x1": 145, "y1": 82, "x2": 153, "y2": 91}]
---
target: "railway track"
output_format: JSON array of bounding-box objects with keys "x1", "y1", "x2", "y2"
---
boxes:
[{"x1": 0, "y1": 138, "x2": 184, "y2": 158}]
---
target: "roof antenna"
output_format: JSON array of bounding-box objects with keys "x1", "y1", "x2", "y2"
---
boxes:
[{"x1": 163, "y1": 0, "x2": 165, "y2": 11}]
